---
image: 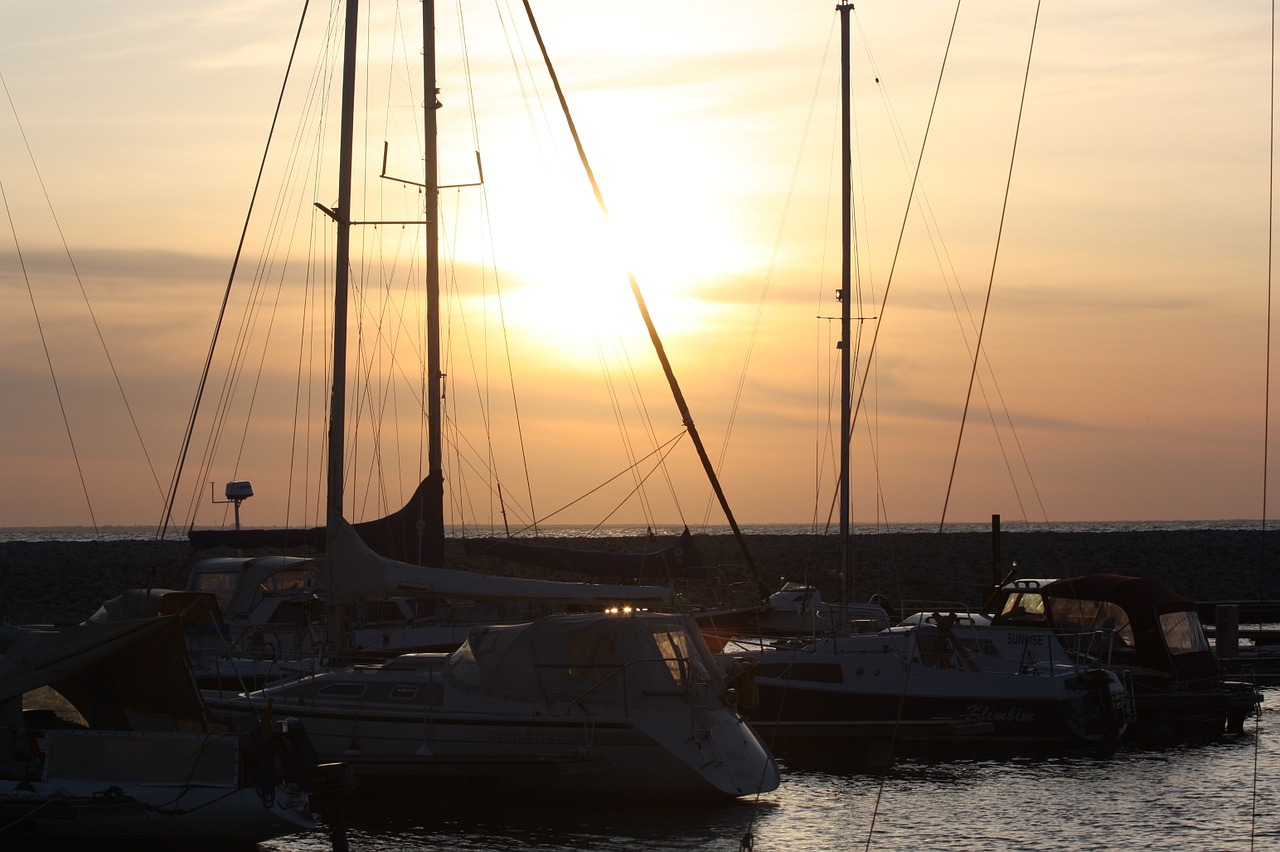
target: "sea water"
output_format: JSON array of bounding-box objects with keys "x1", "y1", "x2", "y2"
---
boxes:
[
  {"x1": 253, "y1": 689, "x2": 1278, "y2": 852},
  {"x1": 0, "y1": 519, "x2": 1271, "y2": 542}
]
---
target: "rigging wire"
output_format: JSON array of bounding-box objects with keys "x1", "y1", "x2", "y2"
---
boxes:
[
  {"x1": 1252, "y1": 8, "x2": 1274, "y2": 849},
  {"x1": 0, "y1": 152, "x2": 98, "y2": 534},
  {"x1": 493, "y1": 0, "x2": 688, "y2": 535},
  {"x1": 183, "y1": 5, "x2": 337, "y2": 534},
  {"x1": 503, "y1": 432, "x2": 688, "y2": 535},
  {"x1": 937, "y1": 0, "x2": 1043, "y2": 531},
  {"x1": 0, "y1": 73, "x2": 167, "y2": 515},
  {"x1": 596, "y1": 339, "x2": 660, "y2": 528},
  {"x1": 516, "y1": 0, "x2": 765, "y2": 593},
  {"x1": 696, "y1": 47, "x2": 842, "y2": 533},
  {"x1": 852, "y1": 1, "x2": 965, "y2": 847},
  {"x1": 852, "y1": 18, "x2": 1048, "y2": 531},
  {"x1": 161, "y1": 0, "x2": 314, "y2": 539}
]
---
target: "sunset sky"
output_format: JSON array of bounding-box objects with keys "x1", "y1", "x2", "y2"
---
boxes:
[{"x1": 1, "y1": 1, "x2": 1277, "y2": 534}]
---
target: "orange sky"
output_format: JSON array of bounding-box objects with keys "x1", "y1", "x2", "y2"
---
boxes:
[{"x1": 1, "y1": 1, "x2": 1276, "y2": 533}]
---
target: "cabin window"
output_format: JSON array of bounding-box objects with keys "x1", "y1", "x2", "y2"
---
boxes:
[
  {"x1": 651, "y1": 629, "x2": 700, "y2": 685},
  {"x1": 999, "y1": 592, "x2": 1047, "y2": 623},
  {"x1": 389, "y1": 686, "x2": 418, "y2": 700},
  {"x1": 191, "y1": 572, "x2": 239, "y2": 611},
  {"x1": 1160, "y1": 611, "x2": 1210, "y2": 655},
  {"x1": 260, "y1": 569, "x2": 316, "y2": 594}
]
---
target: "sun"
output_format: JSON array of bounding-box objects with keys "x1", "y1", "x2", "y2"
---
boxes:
[{"x1": 452, "y1": 160, "x2": 722, "y2": 372}]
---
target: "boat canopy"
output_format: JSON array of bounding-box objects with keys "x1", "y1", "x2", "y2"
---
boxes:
[
  {"x1": 0, "y1": 617, "x2": 210, "y2": 729},
  {"x1": 1041, "y1": 574, "x2": 1219, "y2": 684}
]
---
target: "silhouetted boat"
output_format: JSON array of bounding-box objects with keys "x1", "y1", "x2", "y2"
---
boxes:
[
  {"x1": 0, "y1": 616, "x2": 321, "y2": 844},
  {"x1": 986, "y1": 573, "x2": 1261, "y2": 741}
]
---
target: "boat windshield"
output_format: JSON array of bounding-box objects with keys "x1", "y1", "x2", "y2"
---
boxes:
[
  {"x1": 189, "y1": 571, "x2": 239, "y2": 611},
  {"x1": 998, "y1": 591, "x2": 1048, "y2": 624},
  {"x1": 1047, "y1": 597, "x2": 1136, "y2": 647},
  {"x1": 650, "y1": 626, "x2": 704, "y2": 686},
  {"x1": 1159, "y1": 611, "x2": 1211, "y2": 655}
]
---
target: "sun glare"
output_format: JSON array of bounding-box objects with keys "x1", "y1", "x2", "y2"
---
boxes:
[{"x1": 462, "y1": 149, "x2": 726, "y2": 371}]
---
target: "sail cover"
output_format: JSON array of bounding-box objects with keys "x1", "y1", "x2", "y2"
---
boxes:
[
  {"x1": 187, "y1": 473, "x2": 444, "y2": 565},
  {"x1": 326, "y1": 522, "x2": 677, "y2": 607}
]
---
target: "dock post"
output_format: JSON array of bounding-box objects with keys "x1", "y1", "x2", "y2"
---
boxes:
[
  {"x1": 1215, "y1": 604, "x2": 1239, "y2": 659},
  {"x1": 991, "y1": 514, "x2": 1001, "y2": 587}
]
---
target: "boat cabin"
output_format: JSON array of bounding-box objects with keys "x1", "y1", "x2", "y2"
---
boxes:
[{"x1": 989, "y1": 574, "x2": 1219, "y2": 686}]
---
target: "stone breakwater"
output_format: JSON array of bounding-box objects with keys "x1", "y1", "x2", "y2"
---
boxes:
[{"x1": 2, "y1": 530, "x2": 1279, "y2": 626}]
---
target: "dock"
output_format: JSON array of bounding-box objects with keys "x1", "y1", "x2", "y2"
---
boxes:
[{"x1": 1199, "y1": 601, "x2": 1280, "y2": 684}]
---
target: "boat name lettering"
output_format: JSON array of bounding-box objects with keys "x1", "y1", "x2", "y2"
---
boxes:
[
  {"x1": 1005, "y1": 633, "x2": 1044, "y2": 646},
  {"x1": 963, "y1": 704, "x2": 1037, "y2": 724}
]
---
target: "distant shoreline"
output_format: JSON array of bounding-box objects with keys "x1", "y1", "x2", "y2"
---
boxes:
[
  {"x1": 2, "y1": 528, "x2": 1278, "y2": 627},
  {"x1": 0, "y1": 518, "x2": 1272, "y2": 542}
]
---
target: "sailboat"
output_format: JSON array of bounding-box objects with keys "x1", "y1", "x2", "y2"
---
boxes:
[
  {"x1": 164, "y1": 0, "x2": 779, "y2": 677},
  {"x1": 718, "y1": 4, "x2": 1129, "y2": 762},
  {"x1": 0, "y1": 616, "x2": 321, "y2": 844},
  {"x1": 195, "y1": 0, "x2": 778, "y2": 799}
]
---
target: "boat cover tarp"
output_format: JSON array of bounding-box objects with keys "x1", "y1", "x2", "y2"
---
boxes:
[
  {"x1": 326, "y1": 522, "x2": 677, "y2": 607},
  {"x1": 0, "y1": 617, "x2": 209, "y2": 728},
  {"x1": 1044, "y1": 573, "x2": 1221, "y2": 684},
  {"x1": 462, "y1": 527, "x2": 706, "y2": 582},
  {"x1": 187, "y1": 473, "x2": 445, "y2": 565},
  {"x1": 446, "y1": 612, "x2": 716, "y2": 704},
  {"x1": 44, "y1": 729, "x2": 241, "y2": 786}
]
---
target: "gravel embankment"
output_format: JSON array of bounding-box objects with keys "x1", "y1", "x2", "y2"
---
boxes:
[{"x1": 3, "y1": 529, "x2": 1278, "y2": 626}]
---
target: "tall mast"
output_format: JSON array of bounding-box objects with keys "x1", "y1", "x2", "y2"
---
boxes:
[
  {"x1": 838, "y1": 1, "x2": 853, "y2": 616},
  {"x1": 423, "y1": 0, "x2": 445, "y2": 564},
  {"x1": 322, "y1": 0, "x2": 360, "y2": 654},
  {"x1": 326, "y1": 0, "x2": 360, "y2": 542}
]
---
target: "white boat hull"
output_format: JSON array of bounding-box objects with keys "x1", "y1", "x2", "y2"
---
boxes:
[{"x1": 209, "y1": 613, "x2": 780, "y2": 799}]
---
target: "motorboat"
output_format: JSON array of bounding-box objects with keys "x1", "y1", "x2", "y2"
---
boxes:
[
  {"x1": 207, "y1": 609, "x2": 780, "y2": 800},
  {"x1": 724, "y1": 605, "x2": 1129, "y2": 758},
  {"x1": 714, "y1": 6, "x2": 1126, "y2": 766},
  {"x1": 986, "y1": 573, "x2": 1261, "y2": 740},
  {"x1": 0, "y1": 616, "x2": 323, "y2": 844}
]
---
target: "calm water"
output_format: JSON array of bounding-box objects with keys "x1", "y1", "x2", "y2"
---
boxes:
[{"x1": 253, "y1": 689, "x2": 1279, "y2": 852}]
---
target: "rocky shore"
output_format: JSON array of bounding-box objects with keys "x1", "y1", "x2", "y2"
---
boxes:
[{"x1": 3, "y1": 529, "x2": 1279, "y2": 627}]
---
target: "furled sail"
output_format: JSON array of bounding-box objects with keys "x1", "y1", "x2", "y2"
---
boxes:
[
  {"x1": 326, "y1": 522, "x2": 676, "y2": 607},
  {"x1": 187, "y1": 474, "x2": 445, "y2": 565}
]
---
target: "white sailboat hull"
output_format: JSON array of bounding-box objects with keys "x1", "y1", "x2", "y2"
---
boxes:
[{"x1": 208, "y1": 613, "x2": 780, "y2": 799}]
